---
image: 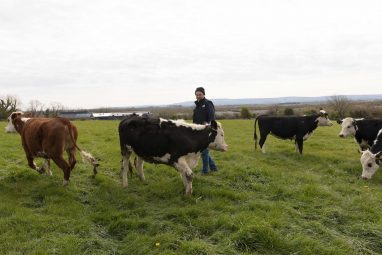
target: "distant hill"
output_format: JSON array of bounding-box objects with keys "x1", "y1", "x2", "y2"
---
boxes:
[{"x1": 171, "y1": 95, "x2": 382, "y2": 107}]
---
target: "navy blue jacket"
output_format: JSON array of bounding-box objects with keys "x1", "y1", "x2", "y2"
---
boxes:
[{"x1": 193, "y1": 98, "x2": 215, "y2": 124}]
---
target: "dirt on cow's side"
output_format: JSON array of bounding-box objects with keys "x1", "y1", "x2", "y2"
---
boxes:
[{"x1": 0, "y1": 119, "x2": 382, "y2": 255}]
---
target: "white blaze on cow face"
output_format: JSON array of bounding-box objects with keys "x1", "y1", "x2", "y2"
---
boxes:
[
  {"x1": 5, "y1": 114, "x2": 16, "y2": 133},
  {"x1": 208, "y1": 122, "x2": 228, "y2": 152},
  {"x1": 338, "y1": 117, "x2": 357, "y2": 137},
  {"x1": 316, "y1": 111, "x2": 333, "y2": 126},
  {"x1": 360, "y1": 150, "x2": 380, "y2": 179}
]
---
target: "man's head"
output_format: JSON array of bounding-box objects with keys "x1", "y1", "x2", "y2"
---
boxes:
[{"x1": 195, "y1": 87, "x2": 205, "y2": 101}]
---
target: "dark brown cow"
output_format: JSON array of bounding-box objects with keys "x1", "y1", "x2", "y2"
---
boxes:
[{"x1": 9, "y1": 112, "x2": 99, "y2": 184}]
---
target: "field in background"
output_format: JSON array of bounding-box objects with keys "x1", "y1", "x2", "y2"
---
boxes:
[{"x1": 0, "y1": 120, "x2": 382, "y2": 254}]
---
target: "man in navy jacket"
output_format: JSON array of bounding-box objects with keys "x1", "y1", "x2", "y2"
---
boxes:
[{"x1": 192, "y1": 87, "x2": 218, "y2": 174}]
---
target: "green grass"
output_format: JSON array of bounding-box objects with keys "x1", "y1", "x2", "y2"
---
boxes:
[{"x1": 1, "y1": 119, "x2": 382, "y2": 254}]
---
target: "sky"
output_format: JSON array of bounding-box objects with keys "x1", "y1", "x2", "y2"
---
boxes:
[{"x1": 0, "y1": 0, "x2": 382, "y2": 109}]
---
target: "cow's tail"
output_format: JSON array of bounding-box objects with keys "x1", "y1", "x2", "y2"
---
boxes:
[
  {"x1": 68, "y1": 124, "x2": 99, "y2": 176},
  {"x1": 254, "y1": 117, "x2": 259, "y2": 150}
]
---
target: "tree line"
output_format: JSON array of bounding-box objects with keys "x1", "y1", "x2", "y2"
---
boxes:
[
  {"x1": 1, "y1": 94, "x2": 381, "y2": 120},
  {"x1": 0, "y1": 95, "x2": 65, "y2": 120}
]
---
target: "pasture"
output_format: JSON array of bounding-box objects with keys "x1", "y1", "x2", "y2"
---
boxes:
[{"x1": 0, "y1": 119, "x2": 382, "y2": 254}]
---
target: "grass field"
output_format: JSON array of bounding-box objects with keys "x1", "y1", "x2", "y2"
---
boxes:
[{"x1": 1, "y1": 119, "x2": 382, "y2": 255}]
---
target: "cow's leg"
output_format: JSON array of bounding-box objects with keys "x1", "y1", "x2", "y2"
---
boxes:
[
  {"x1": 42, "y1": 159, "x2": 52, "y2": 176},
  {"x1": 296, "y1": 138, "x2": 303, "y2": 154},
  {"x1": 135, "y1": 156, "x2": 145, "y2": 181},
  {"x1": 174, "y1": 157, "x2": 193, "y2": 196},
  {"x1": 67, "y1": 148, "x2": 77, "y2": 171},
  {"x1": 52, "y1": 156, "x2": 71, "y2": 185},
  {"x1": 121, "y1": 151, "x2": 132, "y2": 188},
  {"x1": 259, "y1": 132, "x2": 269, "y2": 153},
  {"x1": 26, "y1": 155, "x2": 45, "y2": 174}
]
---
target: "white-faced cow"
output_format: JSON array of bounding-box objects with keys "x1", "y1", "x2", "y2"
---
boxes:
[
  {"x1": 8, "y1": 112, "x2": 99, "y2": 185},
  {"x1": 118, "y1": 114, "x2": 228, "y2": 195},
  {"x1": 5, "y1": 111, "x2": 28, "y2": 133},
  {"x1": 254, "y1": 110, "x2": 333, "y2": 154},
  {"x1": 337, "y1": 117, "x2": 382, "y2": 151},
  {"x1": 360, "y1": 129, "x2": 382, "y2": 179}
]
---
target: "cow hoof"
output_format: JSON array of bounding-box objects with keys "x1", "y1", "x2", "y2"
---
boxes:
[
  {"x1": 63, "y1": 180, "x2": 69, "y2": 186},
  {"x1": 36, "y1": 167, "x2": 45, "y2": 174}
]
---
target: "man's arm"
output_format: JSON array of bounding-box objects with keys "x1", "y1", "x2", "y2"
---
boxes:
[{"x1": 205, "y1": 101, "x2": 215, "y2": 124}]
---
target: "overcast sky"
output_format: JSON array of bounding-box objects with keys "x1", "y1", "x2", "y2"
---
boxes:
[{"x1": 0, "y1": 0, "x2": 381, "y2": 109}]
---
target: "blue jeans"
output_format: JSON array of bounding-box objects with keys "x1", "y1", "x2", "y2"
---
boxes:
[{"x1": 201, "y1": 149, "x2": 217, "y2": 173}]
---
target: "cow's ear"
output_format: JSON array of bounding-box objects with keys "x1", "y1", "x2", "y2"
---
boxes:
[
  {"x1": 375, "y1": 151, "x2": 381, "y2": 165},
  {"x1": 337, "y1": 119, "x2": 343, "y2": 124},
  {"x1": 211, "y1": 120, "x2": 218, "y2": 130}
]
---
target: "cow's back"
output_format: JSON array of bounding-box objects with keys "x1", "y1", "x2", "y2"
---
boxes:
[
  {"x1": 258, "y1": 116, "x2": 300, "y2": 138},
  {"x1": 22, "y1": 118, "x2": 76, "y2": 156},
  {"x1": 119, "y1": 116, "x2": 170, "y2": 156},
  {"x1": 357, "y1": 119, "x2": 382, "y2": 140}
]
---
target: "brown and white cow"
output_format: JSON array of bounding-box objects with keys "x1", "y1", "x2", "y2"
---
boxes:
[{"x1": 8, "y1": 112, "x2": 99, "y2": 184}]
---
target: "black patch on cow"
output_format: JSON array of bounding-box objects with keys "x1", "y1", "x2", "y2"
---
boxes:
[{"x1": 354, "y1": 119, "x2": 382, "y2": 149}]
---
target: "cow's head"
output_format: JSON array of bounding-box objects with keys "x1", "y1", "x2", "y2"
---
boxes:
[
  {"x1": 360, "y1": 150, "x2": 381, "y2": 179},
  {"x1": 5, "y1": 112, "x2": 23, "y2": 133},
  {"x1": 316, "y1": 110, "x2": 333, "y2": 126},
  {"x1": 208, "y1": 120, "x2": 228, "y2": 152},
  {"x1": 338, "y1": 117, "x2": 357, "y2": 138}
]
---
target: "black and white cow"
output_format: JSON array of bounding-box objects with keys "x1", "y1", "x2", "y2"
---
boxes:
[
  {"x1": 254, "y1": 110, "x2": 333, "y2": 154},
  {"x1": 337, "y1": 117, "x2": 382, "y2": 151},
  {"x1": 118, "y1": 114, "x2": 228, "y2": 195},
  {"x1": 360, "y1": 129, "x2": 382, "y2": 179}
]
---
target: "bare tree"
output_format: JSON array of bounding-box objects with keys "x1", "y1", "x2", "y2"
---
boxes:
[
  {"x1": 327, "y1": 95, "x2": 352, "y2": 119},
  {"x1": 48, "y1": 102, "x2": 65, "y2": 117},
  {"x1": 28, "y1": 100, "x2": 45, "y2": 117},
  {"x1": 0, "y1": 95, "x2": 20, "y2": 119}
]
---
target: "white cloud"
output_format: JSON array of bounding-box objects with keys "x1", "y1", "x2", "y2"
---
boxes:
[{"x1": 0, "y1": 0, "x2": 382, "y2": 108}]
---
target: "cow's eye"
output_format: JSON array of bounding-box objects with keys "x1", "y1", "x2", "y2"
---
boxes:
[
  {"x1": 347, "y1": 126, "x2": 351, "y2": 128},
  {"x1": 367, "y1": 163, "x2": 372, "y2": 168}
]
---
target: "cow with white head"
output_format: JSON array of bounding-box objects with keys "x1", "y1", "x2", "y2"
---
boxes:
[
  {"x1": 360, "y1": 129, "x2": 382, "y2": 180},
  {"x1": 5, "y1": 111, "x2": 25, "y2": 133},
  {"x1": 119, "y1": 114, "x2": 228, "y2": 195},
  {"x1": 337, "y1": 117, "x2": 382, "y2": 151}
]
